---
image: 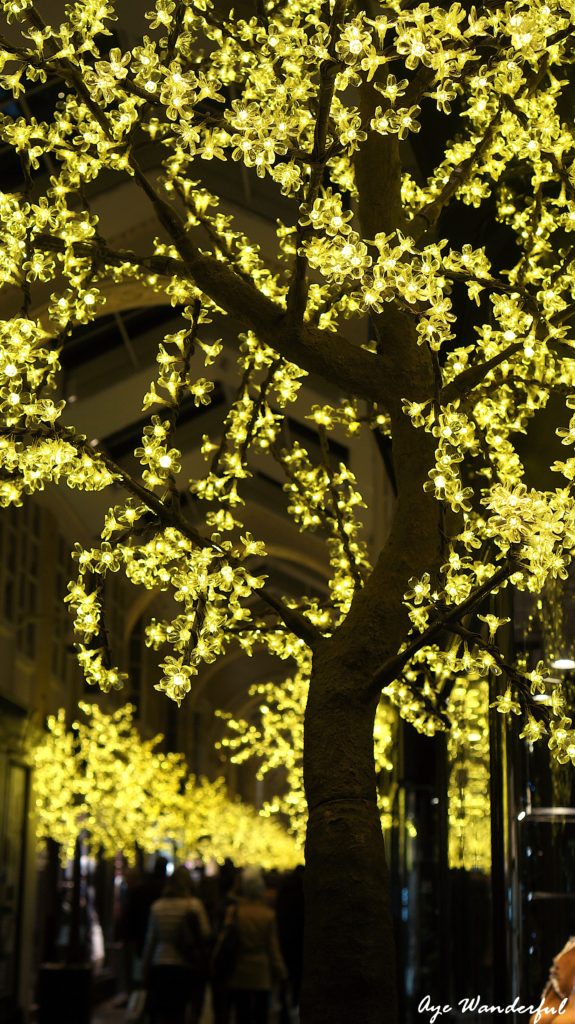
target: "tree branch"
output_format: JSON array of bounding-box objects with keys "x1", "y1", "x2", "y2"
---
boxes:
[
  {"x1": 370, "y1": 562, "x2": 516, "y2": 692},
  {"x1": 285, "y1": 2, "x2": 347, "y2": 325},
  {"x1": 441, "y1": 328, "x2": 575, "y2": 407},
  {"x1": 89, "y1": 437, "x2": 321, "y2": 644},
  {"x1": 441, "y1": 340, "x2": 523, "y2": 405},
  {"x1": 406, "y1": 48, "x2": 561, "y2": 243},
  {"x1": 409, "y1": 108, "x2": 503, "y2": 242},
  {"x1": 443, "y1": 622, "x2": 549, "y2": 721},
  {"x1": 1, "y1": 422, "x2": 319, "y2": 645},
  {"x1": 9, "y1": 37, "x2": 397, "y2": 406},
  {"x1": 31, "y1": 232, "x2": 391, "y2": 403}
]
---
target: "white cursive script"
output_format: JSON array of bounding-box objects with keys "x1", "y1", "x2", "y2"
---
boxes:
[
  {"x1": 417, "y1": 994, "x2": 569, "y2": 1021},
  {"x1": 417, "y1": 995, "x2": 452, "y2": 1022}
]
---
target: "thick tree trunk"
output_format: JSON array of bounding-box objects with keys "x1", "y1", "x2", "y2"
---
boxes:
[
  {"x1": 300, "y1": 641, "x2": 398, "y2": 1024},
  {"x1": 297, "y1": 51, "x2": 443, "y2": 1023}
]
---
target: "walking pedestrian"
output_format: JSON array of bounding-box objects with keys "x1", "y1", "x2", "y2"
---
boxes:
[
  {"x1": 142, "y1": 866, "x2": 210, "y2": 1024},
  {"x1": 219, "y1": 866, "x2": 287, "y2": 1024}
]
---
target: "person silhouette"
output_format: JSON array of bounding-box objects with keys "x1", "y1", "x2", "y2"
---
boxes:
[
  {"x1": 142, "y1": 866, "x2": 210, "y2": 1024},
  {"x1": 218, "y1": 867, "x2": 287, "y2": 1024}
]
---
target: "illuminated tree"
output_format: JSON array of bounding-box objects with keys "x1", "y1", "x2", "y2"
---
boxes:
[
  {"x1": 33, "y1": 702, "x2": 186, "y2": 964},
  {"x1": 2, "y1": 1, "x2": 575, "y2": 1020},
  {"x1": 218, "y1": 653, "x2": 396, "y2": 845},
  {"x1": 33, "y1": 703, "x2": 187, "y2": 862},
  {"x1": 175, "y1": 774, "x2": 301, "y2": 868},
  {"x1": 34, "y1": 704, "x2": 300, "y2": 869}
]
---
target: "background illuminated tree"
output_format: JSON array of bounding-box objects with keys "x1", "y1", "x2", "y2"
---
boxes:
[
  {"x1": 175, "y1": 774, "x2": 301, "y2": 868},
  {"x1": 33, "y1": 702, "x2": 187, "y2": 862},
  {"x1": 34, "y1": 703, "x2": 300, "y2": 868},
  {"x1": 218, "y1": 654, "x2": 397, "y2": 845},
  {"x1": 2, "y1": 0, "x2": 575, "y2": 1021},
  {"x1": 33, "y1": 702, "x2": 187, "y2": 964}
]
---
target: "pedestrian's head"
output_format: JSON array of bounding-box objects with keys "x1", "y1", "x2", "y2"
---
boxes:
[
  {"x1": 240, "y1": 866, "x2": 265, "y2": 901},
  {"x1": 163, "y1": 865, "x2": 194, "y2": 898}
]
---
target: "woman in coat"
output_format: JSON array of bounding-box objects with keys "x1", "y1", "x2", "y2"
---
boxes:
[
  {"x1": 142, "y1": 865, "x2": 210, "y2": 1024},
  {"x1": 219, "y1": 867, "x2": 287, "y2": 1024}
]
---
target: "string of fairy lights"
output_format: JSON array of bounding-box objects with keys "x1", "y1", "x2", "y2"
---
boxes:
[
  {"x1": 218, "y1": 652, "x2": 399, "y2": 844},
  {"x1": 1, "y1": 0, "x2": 575, "y2": 870},
  {"x1": 33, "y1": 703, "x2": 300, "y2": 869}
]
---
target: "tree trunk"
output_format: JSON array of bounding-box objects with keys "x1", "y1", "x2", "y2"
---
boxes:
[
  {"x1": 67, "y1": 836, "x2": 86, "y2": 964},
  {"x1": 300, "y1": 641, "x2": 398, "y2": 1024},
  {"x1": 42, "y1": 839, "x2": 61, "y2": 962}
]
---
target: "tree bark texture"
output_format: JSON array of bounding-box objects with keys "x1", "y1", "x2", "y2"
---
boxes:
[
  {"x1": 301, "y1": 641, "x2": 398, "y2": 1024},
  {"x1": 299, "y1": 69, "x2": 442, "y2": 1022}
]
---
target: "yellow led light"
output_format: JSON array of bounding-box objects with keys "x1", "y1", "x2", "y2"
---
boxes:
[{"x1": 0, "y1": 0, "x2": 572, "y2": 847}]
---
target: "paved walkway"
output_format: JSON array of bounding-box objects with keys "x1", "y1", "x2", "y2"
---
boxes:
[
  {"x1": 92, "y1": 997, "x2": 128, "y2": 1024},
  {"x1": 92, "y1": 991, "x2": 294, "y2": 1024},
  {"x1": 93, "y1": 991, "x2": 215, "y2": 1023}
]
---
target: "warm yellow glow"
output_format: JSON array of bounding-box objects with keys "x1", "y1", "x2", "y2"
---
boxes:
[
  {"x1": 219, "y1": 653, "x2": 396, "y2": 843},
  {"x1": 447, "y1": 678, "x2": 492, "y2": 873},
  {"x1": 33, "y1": 703, "x2": 186, "y2": 863},
  {"x1": 175, "y1": 775, "x2": 300, "y2": 870},
  {"x1": 1, "y1": 0, "x2": 575, "y2": 775},
  {"x1": 33, "y1": 703, "x2": 298, "y2": 868}
]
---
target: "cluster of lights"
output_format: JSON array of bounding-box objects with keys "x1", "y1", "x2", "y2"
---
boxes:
[
  {"x1": 175, "y1": 775, "x2": 301, "y2": 870},
  {"x1": 33, "y1": 703, "x2": 187, "y2": 862},
  {"x1": 33, "y1": 703, "x2": 299, "y2": 868},
  {"x1": 218, "y1": 653, "x2": 396, "y2": 844},
  {"x1": 0, "y1": 0, "x2": 574, "y2": 778},
  {"x1": 447, "y1": 678, "x2": 492, "y2": 873}
]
